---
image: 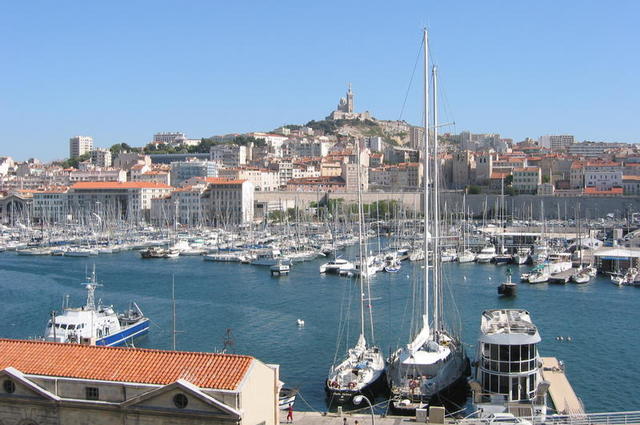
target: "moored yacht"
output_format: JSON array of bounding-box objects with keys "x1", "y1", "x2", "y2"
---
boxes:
[
  {"x1": 476, "y1": 244, "x2": 497, "y2": 263},
  {"x1": 326, "y1": 140, "x2": 385, "y2": 405},
  {"x1": 512, "y1": 247, "x2": 530, "y2": 265},
  {"x1": 387, "y1": 41, "x2": 468, "y2": 414},
  {"x1": 319, "y1": 257, "x2": 354, "y2": 274},
  {"x1": 469, "y1": 309, "x2": 548, "y2": 421},
  {"x1": 457, "y1": 249, "x2": 476, "y2": 263}
]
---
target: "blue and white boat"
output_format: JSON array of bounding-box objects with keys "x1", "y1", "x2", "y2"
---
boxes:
[{"x1": 43, "y1": 268, "x2": 149, "y2": 347}]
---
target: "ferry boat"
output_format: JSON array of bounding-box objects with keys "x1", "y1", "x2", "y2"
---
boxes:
[
  {"x1": 43, "y1": 268, "x2": 149, "y2": 346},
  {"x1": 469, "y1": 309, "x2": 548, "y2": 421}
]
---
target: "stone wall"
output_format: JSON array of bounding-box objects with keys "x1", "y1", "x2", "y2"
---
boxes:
[{"x1": 254, "y1": 190, "x2": 640, "y2": 219}]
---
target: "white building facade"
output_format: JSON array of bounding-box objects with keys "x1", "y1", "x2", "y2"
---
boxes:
[{"x1": 69, "y1": 136, "x2": 93, "y2": 159}]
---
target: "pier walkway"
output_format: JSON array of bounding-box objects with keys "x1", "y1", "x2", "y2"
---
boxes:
[
  {"x1": 541, "y1": 357, "x2": 585, "y2": 415},
  {"x1": 282, "y1": 410, "x2": 640, "y2": 425},
  {"x1": 280, "y1": 411, "x2": 422, "y2": 425}
]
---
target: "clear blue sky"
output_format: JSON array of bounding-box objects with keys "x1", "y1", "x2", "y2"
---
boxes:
[{"x1": 1, "y1": 0, "x2": 638, "y2": 161}]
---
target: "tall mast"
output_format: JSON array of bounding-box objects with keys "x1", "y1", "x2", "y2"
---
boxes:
[
  {"x1": 355, "y1": 140, "x2": 366, "y2": 340},
  {"x1": 432, "y1": 64, "x2": 442, "y2": 333},
  {"x1": 422, "y1": 28, "x2": 430, "y2": 335}
]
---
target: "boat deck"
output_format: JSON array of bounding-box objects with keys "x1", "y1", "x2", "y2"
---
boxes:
[{"x1": 541, "y1": 357, "x2": 585, "y2": 415}]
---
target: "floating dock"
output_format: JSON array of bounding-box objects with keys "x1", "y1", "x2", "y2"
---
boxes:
[
  {"x1": 541, "y1": 357, "x2": 585, "y2": 415},
  {"x1": 548, "y1": 268, "x2": 578, "y2": 284}
]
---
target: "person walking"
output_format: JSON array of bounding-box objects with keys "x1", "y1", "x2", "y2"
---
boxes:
[{"x1": 287, "y1": 403, "x2": 294, "y2": 423}]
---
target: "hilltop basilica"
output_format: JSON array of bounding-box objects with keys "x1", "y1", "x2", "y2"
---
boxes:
[{"x1": 327, "y1": 84, "x2": 373, "y2": 121}]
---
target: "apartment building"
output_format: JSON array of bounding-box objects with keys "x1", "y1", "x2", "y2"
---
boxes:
[
  {"x1": 218, "y1": 167, "x2": 279, "y2": 191},
  {"x1": 210, "y1": 144, "x2": 248, "y2": 167},
  {"x1": 150, "y1": 183, "x2": 208, "y2": 226},
  {"x1": 369, "y1": 162, "x2": 422, "y2": 190},
  {"x1": 31, "y1": 187, "x2": 69, "y2": 224},
  {"x1": 623, "y1": 175, "x2": 640, "y2": 195},
  {"x1": 170, "y1": 160, "x2": 219, "y2": 187},
  {"x1": 201, "y1": 178, "x2": 254, "y2": 226},
  {"x1": 67, "y1": 182, "x2": 173, "y2": 221},
  {"x1": 584, "y1": 162, "x2": 622, "y2": 191},
  {"x1": 512, "y1": 167, "x2": 542, "y2": 194},
  {"x1": 90, "y1": 148, "x2": 112, "y2": 167},
  {"x1": 68, "y1": 168, "x2": 127, "y2": 183},
  {"x1": 69, "y1": 136, "x2": 93, "y2": 159}
]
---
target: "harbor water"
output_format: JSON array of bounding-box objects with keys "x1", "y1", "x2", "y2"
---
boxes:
[{"x1": 0, "y1": 249, "x2": 637, "y2": 413}]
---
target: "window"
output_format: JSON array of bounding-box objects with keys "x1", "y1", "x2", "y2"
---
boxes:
[
  {"x1": 173, "y1": 393, "x2": 189, "y2": 409},
  {"x1": 86, "y1": 387, "x2": 99, "y2": 400},
  {"x1": 3, "y1": 379, "x2": 15, "y2": 393}
]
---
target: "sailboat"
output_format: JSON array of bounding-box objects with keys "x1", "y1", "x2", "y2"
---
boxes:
[
  {"x1": 326, "y1": 141, "x2": 385, "y2": 404},
  {"x1": 386, "y1": 30, "x2": 468, "y2": 413}
]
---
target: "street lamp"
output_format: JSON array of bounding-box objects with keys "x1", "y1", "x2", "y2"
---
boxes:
[{"x1": 353, "y1": 395, "x2": 374, "y2": 425}]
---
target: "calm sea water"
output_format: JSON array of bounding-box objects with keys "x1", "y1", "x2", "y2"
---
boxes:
[{"x1": 0, "y1": 248, "x2": 637, "y2": 413}]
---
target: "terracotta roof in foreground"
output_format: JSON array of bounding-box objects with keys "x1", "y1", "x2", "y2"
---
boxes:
[{"x1": 0, "y1": 339, "x2": 252, "y2": 390}]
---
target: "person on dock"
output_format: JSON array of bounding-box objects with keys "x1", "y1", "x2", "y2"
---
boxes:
[
  {"x1": 343, "y1": 418, "x2": 347, "y2": 425},
  {"x1": 286, "y1": 403, "x2": 294, "y2": 423}
]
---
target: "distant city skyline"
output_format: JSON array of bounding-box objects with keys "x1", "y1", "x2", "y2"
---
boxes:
[{"x1": 1, "y1": 0, "x2": 639, "y2": 161}]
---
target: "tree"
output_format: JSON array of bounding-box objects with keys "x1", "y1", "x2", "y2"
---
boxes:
[
  {"x1": 542, "y1": 175, "x2": 550, "y2": 184},
  {"x1": 505, "y1": 175, "x2": 513, "y2": 186},
  {"x1": 59, "y1": 152, "x2": 91, "y2": 169},
  {"x1": 467, "y1": 185, "x2": 482, "y2": 195}
]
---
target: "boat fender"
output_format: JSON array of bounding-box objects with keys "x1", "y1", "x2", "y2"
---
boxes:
[
  {"x1": 409, "y1": 380, "x2": 418, "y2": 389},
  {"x1": 348, "y1": 382, "x2": 356, "y2": 389}
]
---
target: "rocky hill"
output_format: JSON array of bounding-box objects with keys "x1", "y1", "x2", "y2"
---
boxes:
[{"x1": 296, "y1": 118, "x2": 417, "y2": 146}]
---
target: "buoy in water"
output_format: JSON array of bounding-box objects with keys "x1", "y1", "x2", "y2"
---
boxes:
[{"x1": 297, "y1": 319, "x2": 305, "y2": 327}]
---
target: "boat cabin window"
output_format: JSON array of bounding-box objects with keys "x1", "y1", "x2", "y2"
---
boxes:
[
  {"x1": 47, "y1": 322, "x2": 52, "y2": 328},
  {"x1": 68, "y1": 324, "x2": 75, "y2": 330},
  {"x1": 61, "y1": 324, "x2": 67, "y2": 330}
]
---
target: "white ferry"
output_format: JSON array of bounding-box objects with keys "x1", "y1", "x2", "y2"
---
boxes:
[{"x1": 43, "y1": 268, "x2": 149, "y2": 347}]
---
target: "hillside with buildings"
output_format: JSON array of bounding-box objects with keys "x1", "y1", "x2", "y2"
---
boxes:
[{"x1": 1, "y1": 84, "x2": 640, "y2": 227}]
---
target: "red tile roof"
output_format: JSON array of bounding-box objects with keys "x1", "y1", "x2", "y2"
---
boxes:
[
  {"x1": 490, "y1": 172, "x2": 511, "y2": 179},
  {"x1": 71, "y1": 182, "x2": 172, "y2": 190},
  {"x1": 203, "y1": 177, "x2": 247, "y2": 185},
  {"x1": 583, "y1": 187, "x2": 623, "y2": 195},
  {"x1": 0, "y1": 339, "x2": 252, "y2": 390},
  {"x1": 585, "y1": 161, "x2": 620, "y2": 167}
]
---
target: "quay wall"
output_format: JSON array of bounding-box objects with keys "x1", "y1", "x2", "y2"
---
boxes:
[{"x1": 254, "y1": 191, "x2": 640, "y2": 219}]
